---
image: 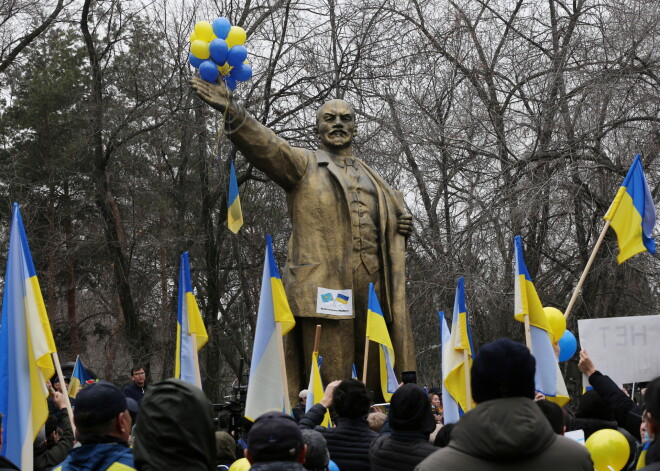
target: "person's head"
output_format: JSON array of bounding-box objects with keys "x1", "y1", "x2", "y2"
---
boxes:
[
  {"x1": 389, "y1": 383, "x2": 437, "y2": 436},
  {"x1": 133, "y1": 379, "x2": 215, "y2": 470},
  {"x1": 130, "y1": 366, "x2": 146, "y2": 387},
  {"x1": 643, "y1": 377, "x2": 660, "y2": 439},
  {"x1": 332, "y1": 379, "x2": 371, "y2": 419},
  {"x1": 315, "y1": 99, "x2": 357, "y2": 152},
  {"x1": 367, "y1": 411, "x2": 387, "y2": 433},
  {"x1": 298, "y1": 389, "x2": 308, "y2": 403},
  {"x1": 536, "y1": 399, "x2": 565, "y2": 434},
  {"x1": 245, "y1": 412, "x2": 306, "y2": 464},
  {"x1": 53, "y1": 376, "x2": 70, "y2": 393},
  {"x1": 301, "y1": 429, "x2": 329, "y2": 471},
  {"x1": 575, "y1": 390, "x2": 614, "y2": 421},
  {"x1": 215, "y1": 431, "x2": 236, "y2": 464},
  {"x1": 428, "y1": 392, "x2": 442, "y2": 409},
  {"x1": 74, "y1": 381, "x2": 137, "y2": 442},
  {"x1": 471, "y1": 338, "x2": 536, "y2": 403}
]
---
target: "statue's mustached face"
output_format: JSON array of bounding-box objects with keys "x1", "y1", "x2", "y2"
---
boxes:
[{"x1": 316, "y1": 100, "x2": 356, "y2": 150}]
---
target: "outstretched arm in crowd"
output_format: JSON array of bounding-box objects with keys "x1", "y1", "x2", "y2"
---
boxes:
[
  {"x1": 299, "y1": 380, "x2": 341, "y2": 430},
  {"x1": 578, "y1": 350, "x2": 643, "y2": 440}
]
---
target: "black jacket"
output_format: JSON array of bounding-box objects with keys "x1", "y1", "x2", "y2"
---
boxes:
[
  {"x1": 122, "y1": 382, "x2": 147, "y2": 406},
  {"x1": 300, "y1": 403, "x2": 377, "y2": 471},
  {"x1": 588, "y1": 371, "x2": 643, "y2": 440},
  {"x1": 34, "y1": 411, "x2": 74, "y2": 471},
  {"x1": 370, "y1": 431, "x2": 437, "y2": 471}
]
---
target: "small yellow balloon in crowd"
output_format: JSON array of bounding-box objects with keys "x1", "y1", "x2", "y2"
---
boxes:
[
  {"x1": 585, "y1": 429, "x2": 630, "y2": 471},
  {"x1": 191, "y1": 40, "x2": 210, "y2": 60},
  {"x1": 228, "y1": 457, "x2": 251, "y2": 471},
  {"x1": 194, "y1": 21, "x2": 215, "y2": 42},
  {"x1": 226, "y1": 26, "x2": 247, "y2": 48},
  {"x1": 543, "y1": 306, "x2": 566, "y2": 344},
  {"x1": 189, "y1": 31, "x2": 198, "y2": 43}
]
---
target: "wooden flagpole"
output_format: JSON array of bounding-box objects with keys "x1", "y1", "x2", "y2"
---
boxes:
[
  {"x1": 362, "y1": 336, "x2": 370, "y2": 384},
  {"x1": 463, "y1": 349, "x2": 472, "y2": 411},
  {"x1": 564, "y1": 220, "x2": 611, "y2": 321},
  {"x1": 523, "y1": 315, "x2": 532, "y2": 349},
  {"x1": 275, "y1": 322, "x2": 291, "y2": 415},
  {"x1": 52, "y1": 352, "x2": 76, "y2": 435},
  {"x1": 313, "y1": 325, "x2": 322, "y2": 354}
]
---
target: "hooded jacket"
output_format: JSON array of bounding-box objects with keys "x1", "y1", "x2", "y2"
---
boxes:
[
  {"x1": 414, "y1": 397, "x2": 593, "y2": 471},
  {"x1": 52, "y1": 440, "x2": 135, "y2": 471},
  {"x1": 133, "y1": 379, "x2": 215, "y2": 471}
]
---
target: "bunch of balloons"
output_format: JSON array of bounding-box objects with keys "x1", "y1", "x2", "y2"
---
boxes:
[
  {"x1": 544, "y1": 307, "x2": 578, "y2": 362},
  {"x1": 189, "y1": 17, "x2": 252, "y2": 90}
]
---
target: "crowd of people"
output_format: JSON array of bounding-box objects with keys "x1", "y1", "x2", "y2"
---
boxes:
[{"x1": 3, "y1": 338, "x2": 659, "y2": 471}]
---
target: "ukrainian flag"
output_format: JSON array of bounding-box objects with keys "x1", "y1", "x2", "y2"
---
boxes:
[
  {"x1": 440, "y1": 312, "x2": 461, "y2": 424},
  {"x1": 175, "y1": 252, "x2": 208, "y2": 388},
  {"x1": 305, "y1": 351, "x2": 332, "y2": 427},
  {"x1": 514, "y1": 236, "x2": 569, "y2": 406},
  {"x1": 228, "y1": 160, "x2": 243, "y2": 234},
  {"x1": 68, "y1": 355, "x2": 93, "y2": 399},
  {"x1": 443, "y1": 278, "x2": 474, "y2": 413},
  {"x1": 0, "y1": 203, "x2": 57, "y2": 469},
  {"x1": 244, "y1": 235, "x2": 295, "y2": 420},
  {"x1": 604, "y1": 154, "x2": 656, "y2": 263},
  {"x1": 366, "y1": 283, "x2": 398, "y2": 402}
]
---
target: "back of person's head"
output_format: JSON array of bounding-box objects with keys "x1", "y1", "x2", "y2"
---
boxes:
[
  {"x1": 367, "y1": 411, "x2": 387, "y2": 433},
  {"x1": 301, "y1": 429, "x2": 329, "y2": 471},
  {"x1": 644, "y1": 377, "x2": 660, "y2": 445},
  {"x1": 333, "y1": 379, "x2": 370, "y2": 419},
  {"x1": 536, "y1": 399, "x2": 565, "y2": 434},
  {"x1": 433, "y1": 422, "x2": 455, "y2": 447},
  {"x1": 246, "y1": 412, "x2": 305, "y2": 464},
  {"x1": 389, "y1": 383, "x2": 436, "y2": 435},
  {"x1": 215, "y1": 431, "x2": 236, "y2": 465},
  {"x1": 471, "y1": 338, "x2": 536, "y2": 403},
  {"x1": 575, "y1": 390, "x2": 614, "y2": 421},
  {"x1": 74, "y1": 381, "x2": 137, "y2": 441},
  {"x1": 133, "y1": 379, "x2": 215, "y2": 471}
]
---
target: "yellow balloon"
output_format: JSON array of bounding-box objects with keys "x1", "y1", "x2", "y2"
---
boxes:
[
  {"x1": 194, "y1": 21, "x2": 215, "y2": 42},
  {"x1": 228, "y1": 458, "x2": 251, "y2": 471},
  {"x1": 218, "y1": 63, "x2": 232, "y2": 76},
  {"x1": 544, "y1": 306, "x2": 566, "y2": 344},
  {"x1": 191, "y1": 40, "x2": 210, "y2": 60},
  {"x1": 585, "y1": 429, "x2": 630, "y2": 471},
  {"x1": 189, "y1": 31, "x2": 198, "y2": 43},
  {"x1": 226, "y1": 26, "x2": 247, "y2": 48}
]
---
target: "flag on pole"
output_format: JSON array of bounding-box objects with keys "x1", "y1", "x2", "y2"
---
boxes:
[
  {"x1": 366, "y1": 283, "x2": 398, "y2": 402},
  {"x1": 245, "y1": 235, "x2": 295, "y2": 420},
  {"x1": 604, "y1": 154, "x2": 656, "y2": 263},
  {"x1": 352, "y1": 363, "x2": 358, "y2": 380},
  {"x1": 443, "y1": 277, "x2": 474, "y2": 414},
  {"x1": 439, "y1": 312, "x2": 461, "y2": 424},
  {"x1": 175, "y1": 252, "x2": 208, "y2": 388},
  {"x1": 0, "y1": 203, "x2": 57, "y2": 469},
  {"x1": 305, "y1": 351, "x2": 332, "y2": 427},
  {"x1": 68, "y1": 356, "x2": 93, "y2": 399},
  {"x1": 514, "y1": 236, "x2": 569, "y2": 406},
  {"x1": 227, "y1": 160, "x2": 244, "y2": 234}
]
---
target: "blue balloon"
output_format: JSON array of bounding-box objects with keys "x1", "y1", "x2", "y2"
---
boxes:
[
  {"x1": 558, "y1": 330, "x2": 578, "y2": 362},
  {"x1": 199, "y1": 60, "x2": 219, "y2": 83},
  {"x1": 224, "y1": 76, "x2": 237, "y2": 91},
  {"x1": 230, "y1": 63, "x2": 252, "y2": 82},
  {"x1": 212, "y1": 17, "x2": 231, "y2": 39},
  {"x1": 188, "y1": 52, "x2": 203, "y2": 68},
  {"x1": 209, "y1": 39, "x2": 228, "y2": 65},
  {"x1": 227, "y1": 45, "x2": 248, "y2": 67}
]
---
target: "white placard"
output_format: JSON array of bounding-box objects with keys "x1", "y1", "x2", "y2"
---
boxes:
[
  {"x1": 577, "y1": 315, "x2": 660, "y2": 387},
  {"x1": 316, "y1": 288, "x2": 353, "y2": 317},
  {"x1": 565, "y1": 429, "x2": 585, "y2": 445}
]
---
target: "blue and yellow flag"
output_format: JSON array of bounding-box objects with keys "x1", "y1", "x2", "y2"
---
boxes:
[
  {"x1": 68, "y1": 356, "x2": 93, "y2": 399},
  {"x1": 244, "y1": 235, "x2": 295, "y2": 420},
  {"x1": 366, "y1": 283, "x2": 398, "y2": 402},
  {"x1": 305, "y1": 351, "x2": 332, "y2": 427},
  {"x1": 604, "y1": 154, "x2": 656, "y2": 263},
  {"x1": 440, "y1": 312, "x2": 461, "y2": 424},
  {"x1": 443, "y1": 278, "x2": 474, "y2": 413},
  {"x1": 175, "y1": 252, "x2": 208, "y2": 388},
  {"x1": 228, "y1": 161, "x2": 243, "y2": 234},
  {"x1": 0, "y1": 203, "x2": 57, "y2": 469},
  {"x1": 514, "y1": 236, "x2": 569, "y2": 406}
]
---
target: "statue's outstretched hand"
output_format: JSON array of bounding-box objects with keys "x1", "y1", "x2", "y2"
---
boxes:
[
  {"x1": 397, "y1": 213, "x2": 413, "y2": 237},
  {"x1": 190, "y1": 76, "x2": 233, "y2": 113}
]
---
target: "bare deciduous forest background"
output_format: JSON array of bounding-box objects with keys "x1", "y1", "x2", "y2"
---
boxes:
[{"x1": 0, "y1": 0, "x2": 658, "y2": 403}]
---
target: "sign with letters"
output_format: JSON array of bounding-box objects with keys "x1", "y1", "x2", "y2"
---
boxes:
[
  {"x1": 578, "y1": 315, "x2": 660, "y2": 387},
  {"x1": 316, "y1": 287, "x2": 353, "y2": 317}
]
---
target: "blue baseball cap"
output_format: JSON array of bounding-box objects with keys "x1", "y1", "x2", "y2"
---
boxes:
[{"x1": 74, "y1": 381, "x2": 138, "y2": 427}]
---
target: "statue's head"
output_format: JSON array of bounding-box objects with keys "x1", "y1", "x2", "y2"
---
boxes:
[{"x1": 315, "y1": 99, "x2": 357, "y2": 151}]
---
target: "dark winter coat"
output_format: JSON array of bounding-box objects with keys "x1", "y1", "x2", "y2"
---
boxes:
[
  {"x1": 300, "y1": 403, "x2": 377, "y2": 471},
  {"x1": 249, "y1": 462, "x2": 306, "y2": 471},
  {"x1": 588, "y1": 371, "x2": 643, "y2": 440},
  {"x1": 370, "y1": 431, "x2": 437, "y2": 471},
  {"x1": 52, "y1": 439, "x2": 135, "y2": 471},
  {"x1": 122, "y1": 382, "x2": 147, "y2": 406},
  {"x1": 414, "y1": 397, "x2": 593, "y2": 471}
]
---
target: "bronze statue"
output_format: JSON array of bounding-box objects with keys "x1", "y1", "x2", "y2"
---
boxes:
[{"x1": 191, "y1": 77, "x2": 416, "y2": 398}]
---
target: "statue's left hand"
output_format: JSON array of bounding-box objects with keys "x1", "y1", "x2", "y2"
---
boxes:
[{"x1": 397, "y1": 213, "x2": 413, "y2": 237}]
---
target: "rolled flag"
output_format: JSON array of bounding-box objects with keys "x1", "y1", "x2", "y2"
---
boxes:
[
  {"x1": 440, "y1": 312, "x2": 461, "y2": 424},
  {"x1": 228, "y1": 160, "x2": 244, "y2": 234},
  {"x1": 366, "y1": 283, "x2": 398, "y2": 402}
]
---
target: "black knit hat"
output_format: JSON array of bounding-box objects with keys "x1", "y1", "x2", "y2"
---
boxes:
[
  {"x1": 471, "y1": 338, "x2": 536, "y2": 403},
  {"x1": 389, "y1": 383, "x2": 437, "y2": 435},
  {"x1": 248, "y1": 412, "x2": 304, "y2": 462}
]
